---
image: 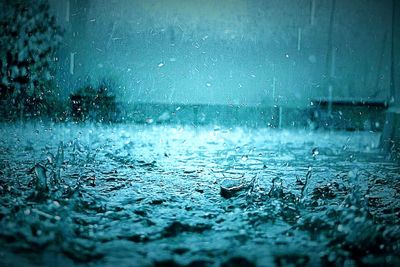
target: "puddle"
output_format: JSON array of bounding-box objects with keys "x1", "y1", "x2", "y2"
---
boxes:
[{"x1": 0, "y1": 123, "x2": 399, "y2": 266}]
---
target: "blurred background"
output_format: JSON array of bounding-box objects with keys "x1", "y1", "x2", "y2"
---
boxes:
[
  {"x1": 0, "y1": 0, "x2": 399, "y2": 131},
  {"x1": 49, "y1": 0, "x2": 396, "y2": 103}
]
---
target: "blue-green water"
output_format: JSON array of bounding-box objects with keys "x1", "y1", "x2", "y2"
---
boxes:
[{"x1": 0, "y1": 123, "x2": 399, "y2": 266}]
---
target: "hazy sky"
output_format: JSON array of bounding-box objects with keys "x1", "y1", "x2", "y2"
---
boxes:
[{"x1": 50, "y1": 0, "x2": 393, "y2": 107}]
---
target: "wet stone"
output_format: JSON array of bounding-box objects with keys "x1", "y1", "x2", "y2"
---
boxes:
[{"x1": 219, "y1": 178, "x2": 247, "y2": 198}]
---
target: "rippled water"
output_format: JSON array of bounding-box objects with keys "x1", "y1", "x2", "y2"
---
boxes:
[{"x1": 0, "y1": 123, "x2": 399, "y2": 266}]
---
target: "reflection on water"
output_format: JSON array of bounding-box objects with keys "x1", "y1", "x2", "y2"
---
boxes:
[{"x1": 0, "y1": 123, "x2": 399, "y2": 266}]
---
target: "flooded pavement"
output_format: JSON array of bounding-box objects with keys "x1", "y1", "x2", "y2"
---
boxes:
[{"x1": 0, "y1": 122, "x2": 399, "y2": 266}]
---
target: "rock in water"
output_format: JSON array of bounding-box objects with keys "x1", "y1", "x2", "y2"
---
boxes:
[
  {"x1": 34, "y1": 163, "x2": 48, "y2": 192},
  {"x1": 220, "y1": 178, "x2": 247, "y2": 198}
]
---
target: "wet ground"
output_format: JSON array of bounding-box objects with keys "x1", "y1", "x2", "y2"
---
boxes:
[{"x1": 0, "y1": 122, "x2": 399, "y2": 266}]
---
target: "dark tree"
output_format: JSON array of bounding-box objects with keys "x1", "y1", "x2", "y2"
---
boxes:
[{"x1": 0, "y1": 0, "x2": 63, "y2": 119}]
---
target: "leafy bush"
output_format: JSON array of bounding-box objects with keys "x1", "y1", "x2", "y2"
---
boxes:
[
  {"x1": 70, "y1": 79, "x2": 117, "y2": 122},
  {"x1": 0, "y1": 0, "x2": 63, "y2": 120}
]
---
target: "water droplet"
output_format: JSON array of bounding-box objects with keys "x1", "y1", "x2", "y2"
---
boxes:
[{"x1": 312, "y1": 148, "x2": 319, "y2": 159}]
